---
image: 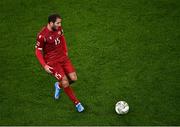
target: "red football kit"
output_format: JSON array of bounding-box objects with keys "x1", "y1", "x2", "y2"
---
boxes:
[
  {"x1": 35, "y1": 26, "x2": 75, "y2": 80},
  {"x1": 35, "y1": 24, "x2": 84, "y2": 108}
]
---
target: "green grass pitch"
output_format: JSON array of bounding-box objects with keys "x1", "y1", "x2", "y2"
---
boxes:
[{"x1": 0, "y1": 0, "x2": 179, "y2": 125}]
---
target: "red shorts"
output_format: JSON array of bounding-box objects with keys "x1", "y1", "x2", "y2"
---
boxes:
[{"x1": 47, "y1": 58, "x2": 75, "y2": 81}]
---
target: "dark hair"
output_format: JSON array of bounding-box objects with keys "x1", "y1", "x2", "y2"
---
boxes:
[{"x1": 48, "y1": 14, "x2": 61, "y2": 23}]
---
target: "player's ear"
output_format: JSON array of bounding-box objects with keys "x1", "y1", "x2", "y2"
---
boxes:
[{"x1": 49, "y1": 22, "x2": 53, "y2": 26}]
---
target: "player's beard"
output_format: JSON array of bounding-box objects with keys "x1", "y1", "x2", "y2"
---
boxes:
[{"x1": 52, "y1": 25, "x2": 58, "y2": 31}]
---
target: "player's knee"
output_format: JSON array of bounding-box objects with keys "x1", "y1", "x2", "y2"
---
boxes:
[
  {"x1": 69, "y1": 72, "x2": 77, "y2": 81},
  {"x1": 71, "y1": 75, "x2": 77, "y2": 81}
]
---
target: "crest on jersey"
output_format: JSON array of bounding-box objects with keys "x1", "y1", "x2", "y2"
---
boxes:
[
  {"x1": 49, "y1": 36, "x2": 52, "y2": 40},
  {"x1": 58, "y1": 31, "x2": 61, "y2": 35}
]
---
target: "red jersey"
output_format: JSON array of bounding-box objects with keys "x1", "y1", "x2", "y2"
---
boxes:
[{"x1": 35, "y1": 26, "x2": 68, "y2": 63}]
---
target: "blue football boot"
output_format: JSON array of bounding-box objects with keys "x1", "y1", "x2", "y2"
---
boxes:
[
  {"x1": 76, "y1": 102, "x2": 85, "y2": 112},
  {"x1": 54, "y1": 82, "x2": 61, "y2": 99}
]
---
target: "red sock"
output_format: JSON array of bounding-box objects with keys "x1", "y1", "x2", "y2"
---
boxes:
[{"x1": 64, "y1": 86, "x2": 80, "y2": 105}]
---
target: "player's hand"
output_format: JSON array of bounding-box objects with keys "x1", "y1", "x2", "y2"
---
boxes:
[{"x1": 44, "y1": 64, "x2": 54, "y2": 74}]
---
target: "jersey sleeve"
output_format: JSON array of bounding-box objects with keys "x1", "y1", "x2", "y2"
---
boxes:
[
  {"x1": 60, "y1": 27, "x2": 68, "y2": 55},
  {"x1": 58, "y1": 27, "x2": 68, "y2": 55},
  {"x1": 61, "y1": 35, "x2": 68, "y2": 55},
  {"x1": 35, "y1": 34, "x2": 46, "y2": 67},
  {"x1": 35, "y1": 34, "x2": 45, "y2": 50}
]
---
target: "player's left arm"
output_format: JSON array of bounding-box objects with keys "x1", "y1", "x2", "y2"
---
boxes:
[
  {"x1": 61, "y1": 29, "x2": 68, "y2": 56},
  {"x1": 61, "y1": 35, "x2": 68, "y2": 56}
]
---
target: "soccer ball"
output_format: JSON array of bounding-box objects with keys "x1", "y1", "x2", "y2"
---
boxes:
[{"x1": 115, "y1": 101, "x2": 129, "y2": 115}]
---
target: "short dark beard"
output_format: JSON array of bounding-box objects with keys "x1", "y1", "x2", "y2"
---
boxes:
[{"x1": 52, "y1": 26, "x2": 57, "y2": 31}]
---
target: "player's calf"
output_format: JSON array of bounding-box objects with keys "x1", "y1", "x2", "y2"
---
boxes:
[{"x1": 61, "y1": 75, "x2": 84, "y2": 112}]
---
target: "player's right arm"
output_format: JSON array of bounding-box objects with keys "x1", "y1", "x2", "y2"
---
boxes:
[{"x1": 35, "y1": 34, "x2": 53, "y2": 74}]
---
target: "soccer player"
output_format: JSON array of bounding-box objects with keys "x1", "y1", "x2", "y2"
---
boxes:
[{"x1": 35, "y1": 14, "x2": 84, "y2": 112}]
